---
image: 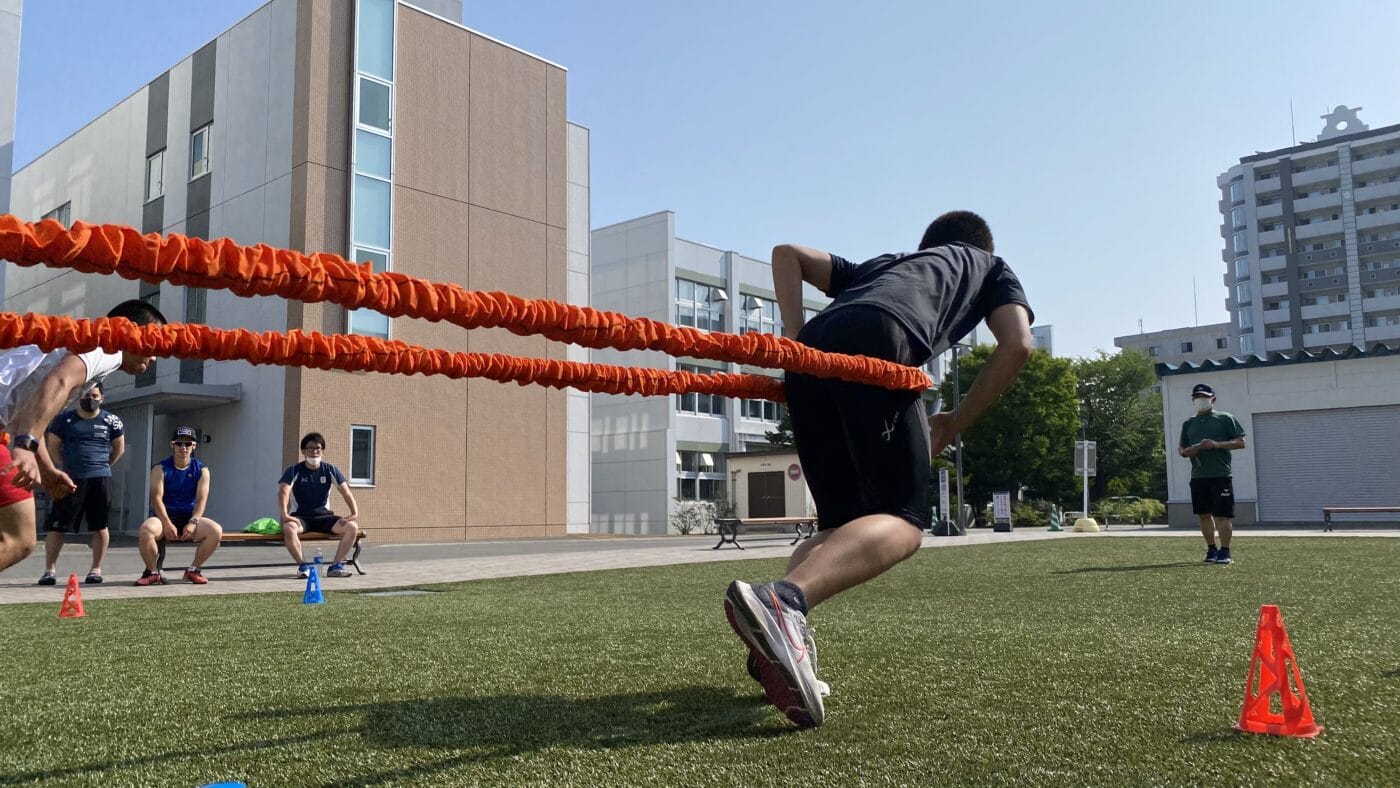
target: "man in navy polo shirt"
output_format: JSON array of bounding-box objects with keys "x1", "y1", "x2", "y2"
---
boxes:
[
  {"x1": 278, "y1": 432, "x2": 361, "y2": 579},
  {"x1": 37, "y1": 382, "x2": 125, "y2": 585}
]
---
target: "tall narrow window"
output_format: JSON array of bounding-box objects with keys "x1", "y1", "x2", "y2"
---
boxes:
[
  {"x1": 349, "y1": 0, "x2": 395, "y2": 340},
  {"x1": 145, "y1": 151, "x2": 165, "y2": 202},
  {"x1": 350, "y1": 425, "x2": 376, "y2": 485},
  {"x1": 42, "y1": 202, "x2": 71, "y2": 225},
  {"x1": 190, "y1": 124, "x2": 212, "y2": 180}
]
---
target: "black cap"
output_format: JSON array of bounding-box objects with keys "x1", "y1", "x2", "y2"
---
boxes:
[
  {"x1": 172, "y1": 427, "x2": 198, "y2": 442},
  {"x1": 1191, "y1": 383, "x2": 1215, "y2": 398}
]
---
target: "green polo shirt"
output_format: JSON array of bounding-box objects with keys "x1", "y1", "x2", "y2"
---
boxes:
[{"x1": 1179, "y1": 410, "x2": 1246, "y2": 479}]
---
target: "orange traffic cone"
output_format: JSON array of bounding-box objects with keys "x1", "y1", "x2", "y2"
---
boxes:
[
  {"x1": 58, "y1": 573, "x2": 86, "y2": 619},
  {"x1": 1235, "y1": 604, "x2": 1321, "y2": 738}
]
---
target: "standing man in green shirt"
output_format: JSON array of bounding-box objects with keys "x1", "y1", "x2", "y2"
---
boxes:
[{"x1": 1178, "y1": 383, "x2": 1247, "y2": 565}]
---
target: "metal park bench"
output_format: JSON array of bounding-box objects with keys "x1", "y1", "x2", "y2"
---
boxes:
[
  {"x1": 712, "y1": 517, "x2": 817, "y2": 550},
  {"x1": 1322, "y1": 506, "x2": 1400, "y2": 532}
]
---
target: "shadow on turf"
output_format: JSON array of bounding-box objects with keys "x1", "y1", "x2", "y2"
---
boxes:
[
  {"x1": 0, "y1": 732, "x2": 340, "y2": 785},
  {"x1": 1181, "y1": 727, "x2": 1247, "y2": 745},
  {"x1": 1054, "y1": 561, "x2": 1200, "y2": 574},
  {"x1": 238, "y1": 685, "x2": 791, "y2": 786}
]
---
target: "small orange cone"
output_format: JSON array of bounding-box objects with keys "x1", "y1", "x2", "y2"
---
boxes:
[
  {"x1": 58, "y1": 573, "x2": 86, "y2": 619},
  {"x1": 1235, "y1": 604, "x2": 1321, "y2": 738}
]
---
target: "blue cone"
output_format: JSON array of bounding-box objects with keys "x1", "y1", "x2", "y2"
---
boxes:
[{"x1": 303, "y1": 566, "x2": 324, "y2": 604}]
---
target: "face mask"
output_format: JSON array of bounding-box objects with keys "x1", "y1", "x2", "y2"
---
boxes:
[
  {"x1": 79, "y1": 397, "x2": 99, "y2": 412},
  {"x1": 1192, "y1": 398, "x2": 1213, "y2": 414},
  {"x1": 303, "y1": 455, "x2": 322, "y2": 467}
]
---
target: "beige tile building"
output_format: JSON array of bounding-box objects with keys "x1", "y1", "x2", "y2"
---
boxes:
[{"x1": 4, "y1": 0, "x2": 591, "y2": 542}]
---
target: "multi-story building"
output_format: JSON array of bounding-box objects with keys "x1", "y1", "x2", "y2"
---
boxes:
[
  {"x1": 4, "y1": 0, "x2": 592, "y2": 541},
  {"x1": 589, "y1": 212, "x2": 952, "y2": 534},
  {"x1": 1031, "y1": 324, "x2": 1054, "y2": 356},
  {"x1": 1218, "y1": 106, "x2": 1400, "y2": 356},
  {"x1": 1, "y1": 0, "x2": 19, "y2": 274},
  {"x1": 1114, "y1": 322, "x2": 1232, "y2": 367}
]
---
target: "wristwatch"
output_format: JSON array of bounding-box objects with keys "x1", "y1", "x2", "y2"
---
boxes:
[{"x1": 10, "y1": 434, "x2": 40, "y2": 453}]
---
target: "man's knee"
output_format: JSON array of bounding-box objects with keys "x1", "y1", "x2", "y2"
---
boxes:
[
  {"x1": 0, "y1": 531, "x2": 36, "y2": 567},
  {"x1": 198, "y1": 521, "x2": 223, "y2": 541},
  {"x1": 336, "y1": 520, "x2": 359, "y2": 536}
]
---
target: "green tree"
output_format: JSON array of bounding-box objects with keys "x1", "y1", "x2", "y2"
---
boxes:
[
  {"x1": 1073, "y1": 350, "x2": 1167, "y2": 501},
  {"x1": 938, "y1": 346, "x2": 1079, "y2": 509},
  {"x1": 765, "y1": 410, "x2": 795, "y2": 447}
]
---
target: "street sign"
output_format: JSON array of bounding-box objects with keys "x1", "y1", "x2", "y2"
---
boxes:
[
  {"x1": 939, "y1": 467, "x2": 950, "y2": 524},
  {"x1": 1074, "y1": 440, "x2": 1098, "y2": 476},
  {"x1": 993, "y1": 491, "x2": 1013, "y2": 533}
]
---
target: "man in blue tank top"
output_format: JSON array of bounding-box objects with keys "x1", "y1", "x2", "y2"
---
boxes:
[
  {"x1": 278, "y1": 432, "x2": 361, "y2": 579},
  {"x1": 134, "y1": 427, "x2": 225, "y2": 585}
]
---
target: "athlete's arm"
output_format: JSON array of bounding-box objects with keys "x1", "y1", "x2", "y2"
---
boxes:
[{"x1": 772, "y1": 244, "x2": 833, "y2": 340}]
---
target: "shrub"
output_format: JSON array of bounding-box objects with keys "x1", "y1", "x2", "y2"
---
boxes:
[{"x1": 669, "y1": 500, "x2": 716, "y2": 535}]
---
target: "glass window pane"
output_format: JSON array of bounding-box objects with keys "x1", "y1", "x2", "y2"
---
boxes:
[
  {"x1": 357, "y1": 0, "x2": 395, "y2": 81},
  {"x1": 349, "y1": 309, "x2": 389, "y2": 339},
  {"x1": 680, "y1": 478, "x2": 697, "y2": 499},
  {"x1": 679, "y1": 280, "x2": 694, "y2": 302},
  {"x1": 145, "y1": 152, "x2": 163, "y2": 200},
  {"x1": 356, "y1": 130, "x2": 392, "y2": 179},
  {"x1": 353, "y1": 174, "x2": 391, "y2": 249},
  {"x1": 354, "y1": 247, "x2": 389, "y2": 275},
  {"x1": 359, "y1": 78, "x2": 391, "y2": 131},
  {"x1": 351, "y1": 426, "x2": 375, "y2": 481}
]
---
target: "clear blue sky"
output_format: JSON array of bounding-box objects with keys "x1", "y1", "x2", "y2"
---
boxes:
[{"x1": 13, "y1": 1, "x2": 1400, "y2": 358}]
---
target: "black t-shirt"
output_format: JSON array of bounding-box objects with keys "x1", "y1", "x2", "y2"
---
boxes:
[{"x1": 822, "y1": 243, "x2": 1034, "y2": 365}]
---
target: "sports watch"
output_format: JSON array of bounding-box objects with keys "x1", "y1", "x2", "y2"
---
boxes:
[{"x1": 10, "y1": 434, "x2": 40, "y2": 453}]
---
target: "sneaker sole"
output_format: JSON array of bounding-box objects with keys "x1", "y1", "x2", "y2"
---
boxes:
[{"x1": 724, "y1": 581, "x2": 824, "y2": 728}]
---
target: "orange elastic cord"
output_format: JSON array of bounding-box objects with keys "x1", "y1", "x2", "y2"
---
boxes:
[
  {"x1": 0, "y1": 313, "x2": 787, "y2": 400},
  {"x1": 0, "y1": 216, "x2": 930, "y2": 392}
]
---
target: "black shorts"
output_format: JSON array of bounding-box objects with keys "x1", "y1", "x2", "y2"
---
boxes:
[
  {"x1": 44, "y1": 477, "x2": 112, "y2": 533},
  {"x1": 293, "y1": 509, "x2": 341, "y2": 534},
  {"x1": 1190, "y1": 477, "x2": 1235, "y2": 518},
  {"x1": 786, "y1": 306, "x2": 930, "y2": 531}
]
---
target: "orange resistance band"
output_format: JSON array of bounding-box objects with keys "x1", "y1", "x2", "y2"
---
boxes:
[
  {"x1": 0, "y1": 216, "x2": 930, "y2": 393},
  {"x1": 0, "y1": 313, "x2": 789, "y2": 400}
]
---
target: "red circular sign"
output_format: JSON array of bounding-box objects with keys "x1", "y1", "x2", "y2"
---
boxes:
[{"x1": 787, "y1": 464, "x2": 802, "y2": 481}]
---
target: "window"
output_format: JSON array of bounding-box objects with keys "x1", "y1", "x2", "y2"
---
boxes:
[
  {"x1": 1180, "y1": 341, "x2": 1193, "y2": 353},
  {"x1": 675, "y1": 279, "x2": 725, "y2": 332},
  {"x1": 145, "y1": 151, "x2": 165, "y2": 202},
  {"x1": 353, "y1": 175, "x2": 391, "y2": 249},
  {"x1": 1240, "y1": 334, "x2": 1255, "y2": 354},
  {"x1": 356, "y1": 0, "x2": 394, "y2": 81},
  {"x1": 347, "y1": 248, "x2": 390, "y2": 338},
  {"x1": 1234, "y1": 257, "x2": 1250, "y2": 279},
  {"x1": 358, "y1": 77, "x2": 391, "y2": 131},
  {"x1": 1267, "y1": 327, "x2": 1291, "y2": 339},
  {"x1": 739, "y1": 295, "x2": 780, "y2": 336},
  {"x1": 675, "y1": 364, "x2": 725, "y2": 416},
  {"x1": 355, "y1": 130, "x2": 391, "y2": 179},
  {"x1": 1238, "y1": 306, "x2": 1254, "y2": 330},
  {"x1": 1232, "y1": 232, "x2": 1248, "y2": 254},
  {"x1": 1216, "y1": 337, "x2": 1228, "y2": 350},
  {"x1": 1230, "y1": 207, "x2": 1246, "y2": 229},
  {"x1": 41, "y1": 202, "x2": 71, "y2": 225},
  {"x1": 675, "y1": 450, "x2": 726, "y2": 501},
  {"x1": 1236, "y1": 283, "x2": 1251, "y2": 303},
  {"x1": 1229, "y1": 181, "x2": 1244, "y2": 203},
  {"x1": 350, "y1": 425, "x2": 376, "y2": 485},
  {"x1": 1147, "y1": 345, "x2": 1159, "y2": 357},
  {"x1": 742, "y1": 399, "x2": 784, "y2": 422},
  {"x1": 189, "y1": 124, "x2": 211, "y2": 179}
]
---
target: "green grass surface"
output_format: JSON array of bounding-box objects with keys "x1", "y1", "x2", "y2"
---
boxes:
[{"x1": 1, "y1": 538, "x2": 1396, "y2": 787}]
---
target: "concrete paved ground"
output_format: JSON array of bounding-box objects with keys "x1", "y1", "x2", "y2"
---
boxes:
[{"x1": 2, "y1": 525, "x2": 1393, "y2": 605}]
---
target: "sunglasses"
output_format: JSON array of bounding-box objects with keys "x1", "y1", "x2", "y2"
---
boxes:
[{"x1": 173, "y1": 442, "x2": 195, "y2": 448}]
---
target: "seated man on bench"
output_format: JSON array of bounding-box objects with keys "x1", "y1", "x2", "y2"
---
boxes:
[
  {"x1": 135, "y1": 427, "x2": 224, "y2": 585},
  {"x1": 278, "y1": 432, "x2": 360, "y2": 580}
]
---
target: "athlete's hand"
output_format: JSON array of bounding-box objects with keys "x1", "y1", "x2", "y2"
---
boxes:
[
  {"x1": 928, "y1": 412, "x2": 959, "y2": 458},
  {"x1": 1198, "y1": 438, "x2": 1217, "y2": 450},
  {"x1": 2, "y1": 449, "x2": 43, "y2": 492},
  {"x1": 163, "y1": 523, "x2": 179, "y2": 541},
  {"x1": 41, "y1": 468, "x2": 78, "y2": 500},
  {"x1": 180, "y1": 525, "x2": 196, "y2": 542}
]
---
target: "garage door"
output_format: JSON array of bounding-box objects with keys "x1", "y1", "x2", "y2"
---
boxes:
[{"x1": 1254, "y1": 405, "x2": 1400, "y2": 523}]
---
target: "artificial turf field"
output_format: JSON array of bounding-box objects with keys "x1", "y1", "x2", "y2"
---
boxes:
[{"x1": 0, "y1": 537, "x2": 1395, "y2": 787}]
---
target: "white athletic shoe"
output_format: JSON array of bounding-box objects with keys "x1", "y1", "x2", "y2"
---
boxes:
[{"x1": 725, "y1": 580, "x2": 826, "y2": 727}]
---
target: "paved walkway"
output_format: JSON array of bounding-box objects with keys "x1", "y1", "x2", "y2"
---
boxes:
[{"x1": 2, "y1": 525, "x2": 1393, "y2": 605}]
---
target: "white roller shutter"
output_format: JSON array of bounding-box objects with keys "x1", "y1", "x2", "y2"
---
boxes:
[{"x1": 1254, "y1": 405, "x2": 1400, "y2": 523}]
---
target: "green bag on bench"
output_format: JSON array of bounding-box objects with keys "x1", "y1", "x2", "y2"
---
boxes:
[{"x1": 243, "y1": 517, "x2": 283, "y2": 535}]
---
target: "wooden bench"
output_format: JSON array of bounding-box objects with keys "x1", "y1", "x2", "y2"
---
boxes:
[
  {"x1": 156, "y1": 530, "x2": 368, "y2": 575},
  {"x1": 712, "y1": 517, "x2": 817, "y2": 550},
  {"x1": 1322, "y1": 506, "x2": 1400, "y2": 532}
]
